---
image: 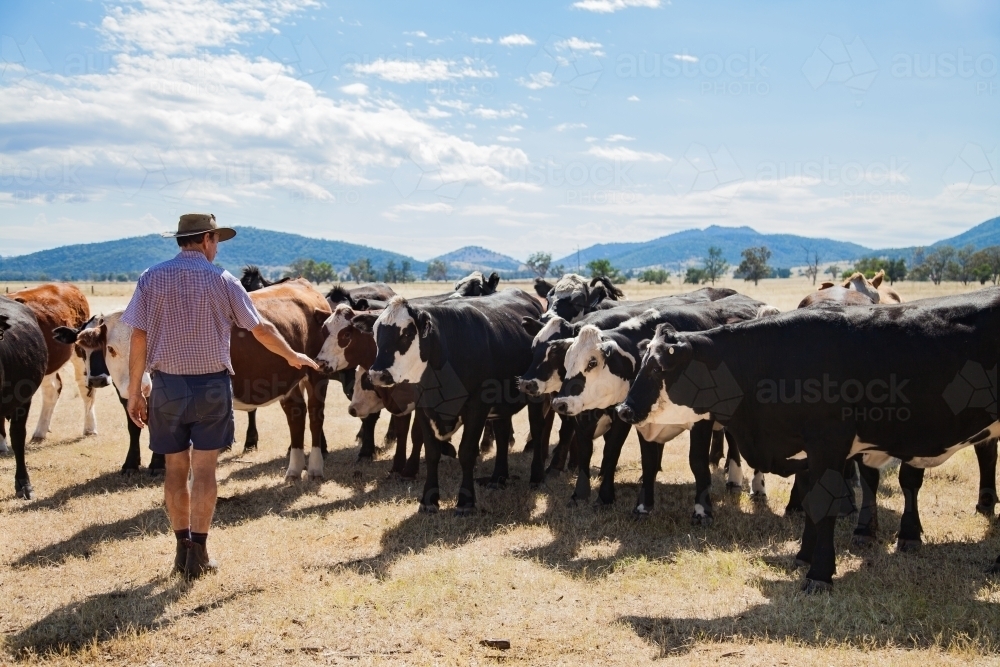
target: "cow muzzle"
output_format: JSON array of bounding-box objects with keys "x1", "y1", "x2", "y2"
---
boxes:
[
  {"x1": 552, "y1": 398, "x2": 571, "y2": 415},
  {"x1": 369, "y1": 369, "x2": 396, "y2": 388},
  {"x1": 87, "y1": 375, "x2": 111, "y2": 389},
  {"x1": 518, "y1": 378, "x2": 540, "y2": 397},
  {"x1": 616, "y1": 403, "x2": 638, "y2": 424}
]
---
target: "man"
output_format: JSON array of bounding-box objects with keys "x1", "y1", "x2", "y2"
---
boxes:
[{"x1": 122, "y1": 213, "x2": 318, "y2": 580}]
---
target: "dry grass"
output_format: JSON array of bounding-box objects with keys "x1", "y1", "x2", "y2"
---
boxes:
[{"x1": 3, "y1": 277, "x2": 1000, "y2": 666}]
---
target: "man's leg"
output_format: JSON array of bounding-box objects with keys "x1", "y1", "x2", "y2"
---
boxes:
[
  {"x1": 164, "y1": 450, "x2": 192, "y2": 574},
  {"x1": 190, "y1": 449, "x2": 220, "y2": 534}
]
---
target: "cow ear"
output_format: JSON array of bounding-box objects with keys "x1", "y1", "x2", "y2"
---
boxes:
[
  {"x1": 417, "y1": 311, "x2": 434, "y2": 338},
  {"x1": 819, "y1": 281, "x2": 834, "y2": 290},
  {"x1": 522, "y1": 316, "x2": 543, "y2": 336},
  {"x1": 52, "y1": 326, "x2": 80, "y2": 344},
  {"x1": 637, "y1": 339, "x2": 650, "y2": 356},
  {"x1": 871, "y1": 270, "x2": 884, "y2": 288},
  {"x1": 587, "y1": 284, "x2": 609, "y2": 310},
  {"x1": 486, "y1": 272, "x2": 500, "y2": 292},
  {"x1": 354, "y1": 298, "x2": 370, "y2": 311},
  {"x1": 12, "y1": 296, "x2": 26, "y2": 304},
  {"x1": 0, "y1": 314, "x2": 10, "y2": 333},
  {"x1": 313, "y1": 308, "x2": 332, "y2": 326},
  {"x1": 352, "y1": 313, "x2": 377, "y2": 334},
  {"x1": 534, "y1": 278, "x2": 554, "y2": 298}
]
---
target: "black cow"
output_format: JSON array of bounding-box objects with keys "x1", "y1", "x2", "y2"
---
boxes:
[
  {"x1": 369, "y1": 289, "x2": 545, "y2": 514},
  {"x1": 239, "y1": 265, "x2": 290, "y2": 293},
  {"x1": 452, "y1": 271, "x2": 500, "y2": 297},
  {"x1": 327, "y1": 282, "x2": 398, "y2": 312},
  {"x1": 618, "y1": 288, "x2": 1000, "y2": 592},
  {"x1": 549, "y1": 296, "x2": 771, "y2": 516},
  {"x1": 534, "y1": 274, "x2": 627, "y2": 323},
  {"x1": 0, "y1": 298, "x2": 48, "y2": 499}
]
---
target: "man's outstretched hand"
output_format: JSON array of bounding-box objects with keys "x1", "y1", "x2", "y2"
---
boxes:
[{"x1": 288, "y1": 351, "x2": 320, "y2": 371}]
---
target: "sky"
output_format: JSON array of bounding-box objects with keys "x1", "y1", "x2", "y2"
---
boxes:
[{"x1": 0, "y1": 0, "x2": 998, "y2": 261}]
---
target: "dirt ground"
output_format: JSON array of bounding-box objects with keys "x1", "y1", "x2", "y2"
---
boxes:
[{"x1": 3, "y1": 276, "x2": 1000, "y2": 666}]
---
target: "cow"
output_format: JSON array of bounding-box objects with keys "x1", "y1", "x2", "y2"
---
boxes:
[
  {"x1": 548, "y1": 296, "x2": 772, "y2": 518},
  {"x1": 326, "y1": 282, "x2": 397, "y2": 311},
  {"x1": 0, "y1": 297, "x2": 48, "y2": 499},
  {"x1": 368, "y1": 290, "x2": 546, "y2": 514},
  {"x1": 617, "y1": 287, "x2": 1000, "y2": 592},
  {"x1": 533, "y1": 274, "x2": 626, "y2": 323},
  {"x1": 239, "y1": 265, "x2": 290, "y2": 293},
  {"x1": 54, "y1": 310, "x2": 157, "y2": 473},
  {"x1": 451, "y1": 271, "x2": 500, "y2": 298},
  {"x1": 1, "y1": 284, "x2": 93, "y2": 448}
]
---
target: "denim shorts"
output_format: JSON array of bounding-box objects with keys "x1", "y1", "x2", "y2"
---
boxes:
[{"x1": 148, "y1": 370, "x2": 235, "y2": 454}]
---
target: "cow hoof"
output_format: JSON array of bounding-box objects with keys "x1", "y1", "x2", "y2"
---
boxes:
[
  {"x1": 632, "y1": 505, "x2": 651, "y2": 519},
  {"x1": 750, "y1": 491, "x2": 768, "y2": 503},
  {"x1": 454, "y1": 505, "x2": 476, "y2": 517},
  {"x1": 84, "y1": 429, "x2": 98, "y2": 437},
  {"x1": 987, "y1": 561, "x2": 1000, "y2": 576},
  {"x1": 309, "y1": 474, "x2": 324, "y2": 482},
  {"x1": 784, "y1": 506, "x2": 804, "y2": 517},
  {"x1": 418, "y1": 503, "x2": 439, "y2": 514},
  {"x1": 397, "y1": 473, "x2": 418, "y2": 482},
  {"x1": 801, "y1": 579, "x2": 832, "y2": 595},
  {"x1": 725, "y1": 482, "x2": 743, "y2": 494},
  {"x1": 896, "y1": 538, "x2": 922, "y2": 553},
  {"x1": 976, "y1": 502, "x2": 996, "y2": 516},
  {"x1": 285, "y1": 473, "x2": 303, "y2": 483},
  {"x1": 851, "y1": 533, "x2": 877, "y2": 548},
  {"x1": 355, "y1": 455, "x2": 373, "y2": 464},
  {"x1": 149, "y1": 467, "x2": 166, "y2": 477},
  {"x1": 690, "y1": 513, "x2": 713, "y2": 526},
  {"x1": 16, "y1": 483, "x2": 34, "y2": 500},
  {"x1": 29, "y1": 436, "x2": 45, "y2": 444},
  {"x1": 120, "y1": 467, "x2": 140, "y2": 477},
  {"x1": 793, "y1": 558, "x2": 811, "y2": 568},
  {"x1": 243, "y1": 444, "x2": 258, "y2": 453}
]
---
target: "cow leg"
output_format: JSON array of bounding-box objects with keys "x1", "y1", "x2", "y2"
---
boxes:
[
  {"x1": 487, "y1": 416, "x2": 513, "y2": 489},
  {"x1": 570, "y1": 412, "x2": 600, "y2": 504},
  {"x1": 896, "y1": 463, "x2": 925, "y2": 552},
  {"x1": 455, "y1": 402, "x2": 490, "y2": 515},
  {"x1": 244, "y1": 409, "x2": 259, "y2": 452},
  {"x1": 687, "y1": 420, "x2": 715, "y2": 523},
  {"x1": 852, "y1": 459, "x2": 881, "y2": 546},
  {"x1": 546, "y1": 416, "x2": 575, "y2": 476},
  {"x1": 785, "y1": 472, "x2": 807, "y2": 515},
  {"x1": 306, "y1": 377, "x2": 328, "y2": 481},
  {"x1": 390, "y1": 413, "x2": 413, "y2": 475},
  {"x1": 708, "y1": 426, "x2": 725, "y2": 469},
  {"x1": 11, "y1": 402, "x2": 33, "y2": 499},
  {"x1": 30, "y1": 372, "x2": 62, "y2": 443},
  {"x1": 73, "y1": 355, "x2": 98, "y2": 436},
  {"x1": 280, "y1": 384, "x2": 308, "y2": 481},
  {"x1": 528, "y1": 401, "x2": 553, "y2": 487},
  {"x1": 975, "y1": 439, "x2": 998, "y2": 516},
  {"x1": 596, "y1": 416, "x2": 632, "y2": 506},
  {"x1": 418, "y1": 412, "x2": 442, "y2": 512},
  {"x1": 839, "y1": 459, "x2": 859, "y2": 516},
  {"x1": 356, "y1": 413, "x2": 380, "y2": 462},
  {"x1": 799, "y1": 450, "x2": 852, "y2": 592},
  {"x1": 635, "y1": 437, "x2": 665, "y2": 518},
  {"x1": 480, "y1": 421, "x2": 495, "y2": 454},
  {"x1": 0, "y1": 419, "x2": 8, "y2": 454},
  {"x1": 724, "y1": 433, "x2": 744, "y2": 493},
  {"x1": 119, "y1": 395, "x2": 143, "y2": 474},
  {"x1": 401, "y1": 416, "x2": 423, "y2": 481}
]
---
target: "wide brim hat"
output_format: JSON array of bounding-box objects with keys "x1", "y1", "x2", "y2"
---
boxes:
[{"x1": 161, "y1": 213, "x2": 236, "y2": 242}]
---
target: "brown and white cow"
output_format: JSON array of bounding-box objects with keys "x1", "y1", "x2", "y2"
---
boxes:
[{"x1": 2, "y1": 283, "x2": 94, "y2": 450}]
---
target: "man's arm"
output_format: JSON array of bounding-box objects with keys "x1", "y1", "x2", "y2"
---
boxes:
[
  {"x1": 127, "y1": 328, "x2": 148, "y2": 428},
  {"x1": 251, "y1": 320, "x2": 320, "y2": 370}
]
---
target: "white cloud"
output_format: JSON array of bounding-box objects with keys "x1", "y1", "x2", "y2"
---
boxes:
[
  {"x1": 340, "y1": 82, "x2": 369, "y2": 96},
  {"x1": 459, "y1": 204, "x2": 552, "y2": 218},
  {"x1": 506, "y1": 124, "x2": 524, "y2": 132},
  {"x1": 673, "y1": 54, "x2": 698, "y2": 63},
  {"x1": 606, "y1": 134, "x2": 635, "y2": 142},
  {"x1": 572, "y1": 0, "x2": 661, "y2": 13},
  {"x1": 470, "y1": 105, "x2": 527, "y2": 119},
  {"x1": 587, "y1": 146, "x2": 669, "y2": 162},
  {"x1": 349, "y1": 57, "x2": 497, "y2": 83},
  {"x1": 517, "y1": 71, "x2": 555, "y2": 90},
  {"x1": 383, "y1": 202, "x2": 453, "y2": 220},
  {"x1": 470, "y1": 36, "x2": 493, "y2": 44},
  {"x1": 556, "y1": 37, "x2": 604, "y2": 55},
  {"x1": 496, "y1": 135, "x2": 520, "y2": 143},
  {"x1": 499, "y1": 34, "x2": 535, "y2": 46},
  {"x1": 403, "y1": 30, "x2": 428, "y2": 38},
  {"x1": 554, "y1": 122, "x2": 587, "y2": 132},
  {"x1": 627, "y1": 95, "x2": 640, "y2": 101}
]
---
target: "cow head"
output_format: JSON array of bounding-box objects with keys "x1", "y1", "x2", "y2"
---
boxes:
[
  {"x1": 518, "y1": 316, "x2": 574, "y2": 397},
  {"x1": 54, "y1": 316, "x2": 112, "y2": 389},
  {"x1": 348, "y1": 366, "x2": 384, "y2": 418},
  {"x1": 452, "y1": 271, "x2": 501, "y2": 298},
  {"x1": 539, "y1": 274, "x2": 624, "y2": 323},
  {"x1": 617, "y1": 323, "x2": 701, "y2": 427},
  {"x1": 316, "y1": 304, "x2": 378, "y2": 375},
  {"x1": 369, "y1": 297, "x2": 435, "y2": 387},
  {"x1": 551, "y1": 325, "x2": 635, "y2": 416}
]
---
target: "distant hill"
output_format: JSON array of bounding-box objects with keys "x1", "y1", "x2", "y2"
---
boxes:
[
  {"x1": 0, "y1": 227, "x2": 427, "y2": 281},
  {"x1": 431, "y1": 246, "x2": 525, "y2": 274},
  {"x1": 555, "y1": 217, "x2": 1000, "y2": 271}
]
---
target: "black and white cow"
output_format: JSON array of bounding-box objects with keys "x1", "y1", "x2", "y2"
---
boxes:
[
  {"x1": 451, "y1": 271, "x2": 500, "y2": 298},
  {"x1": 617, "y1": 287, "x2": 1000, "y2": 592},
  {"x1": 533, "y1": 274, "x2": 627, "y2": 323},
  {"x1": 54, "y1": 310, "x2": 158, "y2": 473},
  {"x1": 0, "y1": 297, "x2": 48, "y2": 498},
  {"x1": 549, "y1": 296, "x2": 772, "y2": 517},
  {"x1": 368, "y1": 289, "x2": 545, "y2": 514}
]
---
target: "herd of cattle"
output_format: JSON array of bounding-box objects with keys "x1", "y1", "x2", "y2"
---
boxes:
[{"x1": 2, "y1": 267, "x2": 1000, "y2": 593}]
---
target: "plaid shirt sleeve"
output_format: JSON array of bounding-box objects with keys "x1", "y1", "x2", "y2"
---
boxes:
[
  {"x1": 120, "y1": 271, "x2": 150, "y2": 331},
  {"x1": 222, "y1": 272, "x2": 262, "y2": 330}
]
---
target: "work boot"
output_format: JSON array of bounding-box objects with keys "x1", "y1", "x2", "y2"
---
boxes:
[
  {"x1": 184, "y1": 540, "x2": 219, "y2": 580},
  {"x1": 173, "y1": 540, "x2": 189, "y2": 575}
]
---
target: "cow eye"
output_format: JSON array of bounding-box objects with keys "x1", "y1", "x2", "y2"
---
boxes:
[{"x1": 586, "y1": 358, "x2": 598, "y2": 371}]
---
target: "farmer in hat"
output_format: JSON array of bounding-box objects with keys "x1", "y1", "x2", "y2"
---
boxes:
[{"x1": 121, "y1": 213, "x2": 318, "y2": 579}]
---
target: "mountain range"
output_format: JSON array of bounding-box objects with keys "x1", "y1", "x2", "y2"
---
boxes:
[{"x1": 2, "y1": 217, "x2": 999, "y2": 281}]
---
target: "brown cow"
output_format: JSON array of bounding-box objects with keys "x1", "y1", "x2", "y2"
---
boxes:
[
  {"x1": 230, "y1": 279, "x2": 332, "y2": 481},
  {"x1": 799, "y1": 270, "x2": 902, "y2": 308},
  {"x1": 2, "y1": 283, "x2": 93, "y2": 448}
]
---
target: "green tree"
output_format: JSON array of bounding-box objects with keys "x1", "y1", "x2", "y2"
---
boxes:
[
  {"x1": 585, "y1": 258, "x2": 624, "y2": 283},
  {"x1": 549, "y1": 264, "x2": 566, "y2": 278},
  {"x1": 525, "y1": 252, "x2": 552, "y2": 279},
  {"x1": 702, "y1": 245, "x2": 730, "y2": 285},
  {"x1": 399, "y1": 260, "x2": 413, "y2": 283},
  {"x1": 802, "y1": 250, "x2": 820, "y2": 285},
  {"x1": 953, "y1": 245, "x2": 977, "y2": 285},
  {"x1": 638, "y1": 268, "x2": 670, "y2": 284},
  {"x1": 382, "y1": 260, "x2": 399, "y2": 282},
  {"x1": 825, "y1": 264, "x2": 841, "y2": 281},
  {"x1": 736, "y1": 246, "x2": 772, "y2": 286},
  {"x1": 684, "y1": 267, "x2": 707, "y2": 284},
  {"x1": 347, "y1": 258, "x2": 377, "y2": 283},
  {"x1": 426, "y1": 259, "x2": 448, "y2": 281}
]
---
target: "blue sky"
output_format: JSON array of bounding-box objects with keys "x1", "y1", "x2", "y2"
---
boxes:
[{"x1": 1, "y1": 0, "x2": 998, "y2": 260}]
